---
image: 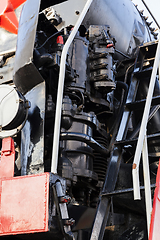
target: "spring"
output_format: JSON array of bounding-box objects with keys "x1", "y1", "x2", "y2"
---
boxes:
[{"x1": 93, "y1": 136, "x2": 108, "y2": 182}]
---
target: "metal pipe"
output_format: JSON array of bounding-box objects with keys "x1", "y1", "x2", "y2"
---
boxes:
[
  {"x1": 142, "y1": 134, "x2": 152, "y2": 237},
  {"x1": 51, "y1": 0, "x2": 94, "y2": 174},
  {"x1": 101, "y1": 184, "x2": 155, "y2": 197},
  {"x1": 132, "y1": 36, "x2": 160, "y2": 200}
]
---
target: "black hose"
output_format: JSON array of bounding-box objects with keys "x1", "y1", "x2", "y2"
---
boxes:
[{"x1": 60, "y1": 132, "x2": 109, "y2": 157}]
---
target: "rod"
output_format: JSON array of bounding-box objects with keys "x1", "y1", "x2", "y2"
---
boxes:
[
  {"x1": 141, "y1": 0, "x2": 160, "y2": 30},
  {"x1": 101, "y1": 184, "x2": 155, "y2": 197}
]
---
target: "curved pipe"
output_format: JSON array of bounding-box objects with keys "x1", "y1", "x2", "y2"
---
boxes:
[
  {"x1": 116, "y1": 81, "x2": 128, "y2": 94},
  {"x1": 51, "y1": 0, "x2": 94, "y2": 173},
  {"x1": 60, "y1": 132, "x2": 109, "y2": 157}
]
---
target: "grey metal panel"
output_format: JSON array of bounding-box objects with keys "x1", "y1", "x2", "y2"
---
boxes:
[
  {"x1": 14, "y1": 0, "x2": 41, "y2": 72},
  {"x1": 13, "y1": 0, "x2": 44, "y2": 94},
  {"x1": 21, "y1": 82, "x2": 45, "y2": 175},
  {"x1": 52, "y1": 0, "x2": 87, "y2": 31}
]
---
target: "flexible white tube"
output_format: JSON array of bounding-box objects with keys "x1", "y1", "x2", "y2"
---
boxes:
[
  {"x1": 51, "y1": 0, "x2": 94, "y2": 173},
  {"x1": 132, "y1": 38, "x2": 160, "y2": 200}
]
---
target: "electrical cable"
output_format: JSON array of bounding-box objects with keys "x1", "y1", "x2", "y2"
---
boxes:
[{"x1": 36, "y1": 30, "x2": 63, "y2": 50}]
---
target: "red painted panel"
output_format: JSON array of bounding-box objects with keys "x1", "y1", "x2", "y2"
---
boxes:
[
  {"x1": 0, "y1": 0, "x2": 26, "y2": 34},
  {"x1": 10, "y1": 0, "x2": 26, "y2": 10},
  {"x1": 0, "y1": 137, "x2": 15, "y2": 179},
  {"x1": 149, "y1": 159, "x2": 160, "y2": 240},
  {"x1": 0, "y1": 173, "x2": 49, "y2": 235}
]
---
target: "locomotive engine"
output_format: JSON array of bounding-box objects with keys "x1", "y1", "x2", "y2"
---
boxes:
[{"x1": 0, "y1": 0, "x2": 160, "y2": 239}]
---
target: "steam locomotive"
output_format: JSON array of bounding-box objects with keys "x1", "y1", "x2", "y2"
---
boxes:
[{"x1": 0, "y1": 0, "x2": 159, "y2": 239}]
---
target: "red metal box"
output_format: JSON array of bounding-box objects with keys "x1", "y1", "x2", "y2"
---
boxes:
[{"x1": 0, "y1": 173, "x2": 49, "y2": 235}]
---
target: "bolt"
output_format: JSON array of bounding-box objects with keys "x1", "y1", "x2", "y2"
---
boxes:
[
  {"x1": 144, "y1": 16, "x2": 148, "y2": 21},
  {"x1": 140, "y1": 10, "x2": 144, "y2": 15},
  {"x1": 64, "y1": 218, "x2": 75, "y2": 226},
  {"x1": 147, "y1": 21, "x2": 153, "y2": 27},
  {"x1": 59, "y1": 195, "x2": 71, "y2": 203}
]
